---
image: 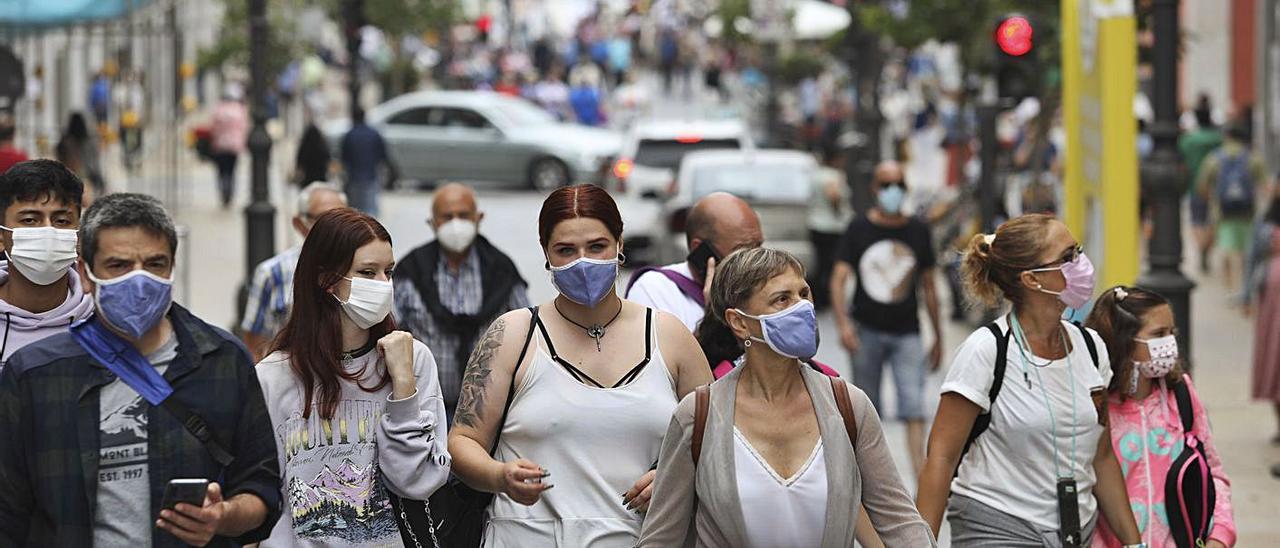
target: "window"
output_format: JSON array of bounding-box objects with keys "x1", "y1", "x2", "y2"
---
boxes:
[
  {"x1": 439, "y1": 108, "x2": 493, "y2": 129},
  {"x1": 634, "y1": 139, "x2": 740, "y2": 169},
  {"x1": 386, "y1": 107, "x2": 435, "y2": 126},
  {"x1": 691, "y1": 164, "x2": 811, "y2": 203}
]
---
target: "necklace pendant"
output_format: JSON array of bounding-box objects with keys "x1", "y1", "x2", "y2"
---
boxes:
[{"x1": 588, "y1": 325, "x2": 605, "y2": 352}]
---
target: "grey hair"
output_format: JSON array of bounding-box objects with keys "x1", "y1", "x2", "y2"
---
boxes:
[
  {"x1": 297, "y1": 181, "x2": 347, "y2": 219},
  {"x1": 695, "y1": 247, "x2": 805, "y2": 365},
  {"x1": 79, "y1": 193, "x2": 178, "y2": 268}
]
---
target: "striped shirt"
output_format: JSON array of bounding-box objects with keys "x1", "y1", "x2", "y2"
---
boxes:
[
  {"x1": 240, "y1": 246, "x2": 302, "y2": 339},
  {"x1": 393, "y1": 247, "x2": 529, "y2": 415}
]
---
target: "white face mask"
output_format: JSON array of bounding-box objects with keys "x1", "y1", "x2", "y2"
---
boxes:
[
  {"x1": 1, "y1": 225, "x2": 79, "y2": 286},
  {"x1": 436, "y1": 218, "x2": 478, "y2": 253},
  {"x1": 334, "y1": 276, "x2": 394, "y2": 330}
]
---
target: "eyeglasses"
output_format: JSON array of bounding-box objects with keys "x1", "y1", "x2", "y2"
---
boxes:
[{"x1": 1030, "y1": 244, "x2": 1083, "y2": 270}]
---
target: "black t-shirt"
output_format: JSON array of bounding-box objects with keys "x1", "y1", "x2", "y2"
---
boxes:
[{"x1": 837, "y1": 216, "x2": 935, "y2": 334}]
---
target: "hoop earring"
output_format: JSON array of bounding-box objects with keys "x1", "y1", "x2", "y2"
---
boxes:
[
  {"x1": 618, "y1": 252, "x2": 628, "y2": 265},
  {"x1": 743, "y1": 339, "x2": 752, "y2": 348}
]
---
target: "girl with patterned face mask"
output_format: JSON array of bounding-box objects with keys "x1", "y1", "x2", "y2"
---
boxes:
[{"x1": 1084, "y1": 286, "x2": 1236, "y2": 548}]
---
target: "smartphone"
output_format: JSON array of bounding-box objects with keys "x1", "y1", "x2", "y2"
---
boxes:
[
  {"x1": 162, "y1": 478, "x2": 209, "y2": 511},
  {"x1": 687, "y1": 242, "x2": 719, "y2": 279}
]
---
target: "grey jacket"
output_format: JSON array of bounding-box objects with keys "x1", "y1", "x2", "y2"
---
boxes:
[{"x1": 638, "y1": 364, "x2": 937, "y2": 547}]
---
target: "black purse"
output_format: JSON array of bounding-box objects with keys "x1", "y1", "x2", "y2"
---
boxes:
[
  {"x1": 1166, "y1": 379, "x2": 1217, "y2": 548},
  {"x1": 391, "y1": 307, "x2": 540, "y2": 548}
]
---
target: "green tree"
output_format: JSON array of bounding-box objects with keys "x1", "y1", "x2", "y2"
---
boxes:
[{"x1": 198, "y1": 0, "x2": 311, "y2": 78}]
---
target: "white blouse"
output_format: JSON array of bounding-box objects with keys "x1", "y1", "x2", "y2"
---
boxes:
[{"x1": 734, "y1": 428, "x2": 828, "y2": 548}]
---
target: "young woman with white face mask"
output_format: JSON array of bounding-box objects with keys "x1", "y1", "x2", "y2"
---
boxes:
[
  {"x1": 639, "y1": 247, "x2": 936, "y2": 548},
  {"x1": 255, "y1": 208, "x2": 450, "y2": 547},
  {"x1": 448, "y1": 184, "x2": 712, "y2": 548},
  {"x1": 1085, "y1": 286, "x2": 1235, "y2": 548}
]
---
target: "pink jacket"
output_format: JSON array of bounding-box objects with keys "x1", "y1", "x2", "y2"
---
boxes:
[
  {"x1": 210, "y1": 100, "x2": 248, "y2": 154},
  {"x1": 1093, "y1": 375, "x2": 1235, "y2": 547}
]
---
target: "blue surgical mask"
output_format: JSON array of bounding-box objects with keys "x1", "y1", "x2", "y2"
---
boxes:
[
  {"x1": 549, "y1": 253, "x2": 619, "y2": 307},
  {"x1": 86, "y1": 269, "x2": 174, "y2": 339},
  {"x1": 735, "y1": 300, "x2": 819, "y2": 360},
  {"x1": 877, "y1": 185, "x2": 906, "y2": 215}
]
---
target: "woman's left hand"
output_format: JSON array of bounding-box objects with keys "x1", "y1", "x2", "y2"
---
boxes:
[
  {"x1": 377, "y1": 331, "x2": 416, "y2": 389},
  {"x1": 623, "y1": 470, "x2": 656, "y2": 513}
]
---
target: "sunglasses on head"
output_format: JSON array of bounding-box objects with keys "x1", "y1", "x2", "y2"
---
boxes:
[{"x1": 1031, "y1": 244, "x2": 1084, "y2": 270}]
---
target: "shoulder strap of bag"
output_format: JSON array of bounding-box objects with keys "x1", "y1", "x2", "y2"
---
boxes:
[
  {"x1": 691, "y1": 384, "x2": 711, "y2": 466},
  {"x1": 1072, "y1": 321, "x2": 1100, "y2": 368},
  {"x1": 160, "y1": 398, "x2": 235, "y2": 468},
  {"x1": 1172, "y1": 379, "x2": 1195, "y2": 434},
  {"x1": 829, "y1": 376, "x2": 859, "y2": 447},
  {"x1": 955, "y1": 322, "x2": 1010, "y2": 477},
  {"x1": 490, "y1": 306, "x2": 540, "y2": 457}
]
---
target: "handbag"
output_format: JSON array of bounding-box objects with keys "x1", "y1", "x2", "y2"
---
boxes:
[
  {"x1": 391, "y1": 307, "x2": 540, "y2": 548},
  {"x1": 1166, "y1": 378, "x2": 1217, "y2": 548}
]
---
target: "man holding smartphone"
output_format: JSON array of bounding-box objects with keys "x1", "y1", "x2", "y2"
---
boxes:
[
  {"x1": 627, "y1": 192, "x2": 763, "y2": 331},
  {"x1": 0, "y1": 194, "x2": 281, "y2": 547}
]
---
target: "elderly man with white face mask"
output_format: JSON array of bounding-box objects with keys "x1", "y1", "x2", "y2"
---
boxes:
[{"x1": 393, "y1": 182, "x2": 529, "y2": 421}]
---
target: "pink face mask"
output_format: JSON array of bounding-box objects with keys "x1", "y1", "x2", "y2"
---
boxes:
[{"x1": 1030, "y1": 252, "x2": 1096, "y2": 309}]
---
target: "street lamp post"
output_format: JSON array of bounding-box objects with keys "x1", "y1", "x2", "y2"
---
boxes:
[
  {"x1": 844, "y1": 1, "x2": 883, "y2": 215},
  {"x1": 1137, "y1": 0, "x2": 1196, "y2": 368},
  {"x1": 244, "y1": 0, "x2": 275, "y2": 281}
]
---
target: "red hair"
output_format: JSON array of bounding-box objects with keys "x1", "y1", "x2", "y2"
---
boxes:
[
  {"x1": 538, "y1": 184, "x2": 624, "y2": 248},
  {"x1": 271, "y1": 208, "x2": 395, "y2": 419}
]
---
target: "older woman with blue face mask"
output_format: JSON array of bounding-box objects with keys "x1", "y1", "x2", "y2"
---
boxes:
[{"x1": 639, "y1": 247, "x2": 936, "y2": 548}]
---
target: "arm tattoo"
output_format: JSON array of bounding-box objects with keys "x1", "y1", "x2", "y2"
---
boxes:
[{"x1": 454, "y1": 318, "x2": 507, "y2": 429}]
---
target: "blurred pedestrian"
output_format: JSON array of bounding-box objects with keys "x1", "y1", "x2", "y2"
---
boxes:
[
  {"x1": 56, "y1": 112, "x2": 104, "y2": 197},
  {"x1": 606, "y1": 31, "x2": 632, "y2": 88},
  {"x1": 210, "y1": 84, "x2": 249, "y2": 208},
  {"x1": 639, "y1": 247, "x2": 936, "y2": 547},
  {"x1": 534, "y1": 68, "x2": 571, "y2": 121},
  {"x1": 0, "y1": 193, "x2": 282, "y2": 546},
  {"x1": 240, "y1": 182, "x2": 347, "y2": 361},
  {"x1": 569, "y1": 71, "x2": 605, "y2": 127},
  {"x1": 340, "y1": 108, "x2": 389, "y2": 216},
  {"x1": 448, "y1": 185, "x2": 712, "y2": 547},
  {"x1": 916, "y1": 214, "x2": 1142, "y2": 546},
  {"x1": 1087, "y1": 286, "x2": 1236, "y2": 548},
  {"x1": 0, "y1": 115, "x2": 28, "y2": 174},
  {"x1": 627, "y1": 192, "x2": 763, "y2": 332},
  {"x1": 0, "y1": 160, "x2": 91, "y2": 364},
  {"x1": 830, "y1": 161, "x2": 941, "y2": 476},
  {"x1": 256, "y1": 208, "x2": 450, "y2": 545},
  {"x1": 117, "y1": 71, "x2": 145, "y2": 172},
  {"x1": 807, "y1": 150, "x2": 854, "y2": 311},
  {"x1": 1246, "y1": 182, "x2": 1280, "y2": 444},
  {"x1": 293, "y1": 119, "x2": 331, "y2": 187},
  {"x1": 393, "y1": 183, "x2": 529, "y2": 421},
  {"x1": 1197, "y1": 122, "x2": 1265, "y2": 293},
  {"x1": 1180, "y1": 95, "x2": 1223, "y2": 273},
  {"x1": 659, "y1": 30, "x2": 680, "y2": 95},
  {"x1": 88, "y1": 71, "x2": 110, "y2": 126}
]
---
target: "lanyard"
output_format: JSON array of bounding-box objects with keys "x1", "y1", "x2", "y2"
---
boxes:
[{"x1": 1009, "y1": 314, "x2": 1078, "y2": 481}]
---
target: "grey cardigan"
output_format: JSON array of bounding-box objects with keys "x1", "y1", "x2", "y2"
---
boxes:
[{"x1": 638, "y1": 364, "x2": 937, "y2": 547}]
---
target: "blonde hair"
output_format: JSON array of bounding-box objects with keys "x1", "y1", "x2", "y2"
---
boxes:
[{"x1": 961, "y1": 214, "x2": 1057, "y2": 308}]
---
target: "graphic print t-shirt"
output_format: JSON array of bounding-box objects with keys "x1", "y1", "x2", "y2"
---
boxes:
[
  {"x1": 93, "y1": 333, "x2": 179, "y2": 547},
  {"x1": 837, "y1": 216, "x2": 935, "y2": 334}
]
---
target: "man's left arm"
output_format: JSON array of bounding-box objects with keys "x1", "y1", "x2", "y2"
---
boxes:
[{"x1": 918, "y1": 224, "x2": 943, "y2": 371}]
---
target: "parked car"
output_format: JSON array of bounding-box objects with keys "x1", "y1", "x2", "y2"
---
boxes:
[
  {"x1": 656, "y1": 149, "x2": 819, "y2": 270},
  {"x1": 605, "y1": 118, "x2": 752, "y2": 265},
  {"x1": 324, "y1": 91, "x2": 621, "y2": 189}
]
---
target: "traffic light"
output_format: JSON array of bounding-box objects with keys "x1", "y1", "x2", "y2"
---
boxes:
[{"x1": 994, "y1": 14, "x2": 1039, "y2": 102}]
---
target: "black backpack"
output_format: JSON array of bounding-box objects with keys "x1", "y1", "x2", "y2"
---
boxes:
[
  {"x1": 954, "y1": 320, "x2": 1100, "y2": 474},
  {"x1": 1166, "y1": 379, "x2": 1217, "y2": 548}
]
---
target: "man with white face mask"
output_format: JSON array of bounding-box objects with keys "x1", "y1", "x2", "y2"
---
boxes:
[
  {"x1": 393, "y1": 182, "x2": 529, "y2": 420},
  {"x1": 0, "y1": 159, "x2": 94, "y2": 365},
  {"x1": 240, "y1": 181, "x2": 347, "y2": 360}
]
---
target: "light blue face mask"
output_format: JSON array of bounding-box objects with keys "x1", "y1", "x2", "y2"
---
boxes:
[
  {"x1": 549, "y1": 253, "x2": 619, "y2": 307},
  {"x1": 877, "y1": 185, "x2": 906, "y2": 215},
  {"x1": 86, "y1": 269, "x2": 174, "y2": 339},
  {"x1": 735, "y1": 300, "x2": 819, "y2": 360}
]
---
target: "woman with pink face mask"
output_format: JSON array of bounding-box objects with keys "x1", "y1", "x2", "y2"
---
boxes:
[
  {"x1": 915, "y1": 214, "x2": 1142, "y2": 547},
  {"x1": 1085, "y1": 286, "x2": 1235, "y2": 548}
]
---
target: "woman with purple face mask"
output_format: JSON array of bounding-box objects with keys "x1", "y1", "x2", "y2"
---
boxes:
[
  {"x1": 447, "y1": 185, "x2": 712, "y2": 547},
  {"x1": 916, "y1": 214, "x2": 1144, "y2": 547}
]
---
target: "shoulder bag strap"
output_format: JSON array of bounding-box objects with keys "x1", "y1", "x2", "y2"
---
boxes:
[
  {"x1": 691, "y1": 384, "x2": 711, "y2": 467},
  {"x1": 1072, "y1": 321, "x2": 1100, "y2": 368},
  {"x1": 829, "y1": 376, "x2": 859, "y2": 447},
  {"x1": 159, "y1": 398, "x2": 235, "y2": 468},
  {"x1": 1172, "y1": 380, "x2": 1195, "y2": 434},
  {"x1": 490, "y1": 306, "x2": 539, "y2": 457}
]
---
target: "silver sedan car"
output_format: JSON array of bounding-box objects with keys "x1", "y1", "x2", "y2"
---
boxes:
[{"x1": 325, "y1": 91, "x2": 622, "y2": 189}]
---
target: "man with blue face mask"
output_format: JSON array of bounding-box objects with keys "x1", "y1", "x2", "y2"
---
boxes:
[
  {"x1": 0, "y1": 193, "x2": 281, "y2": 547},
  {"x1": 830, "y1": 160, "x2": 943, "y2": 477}
]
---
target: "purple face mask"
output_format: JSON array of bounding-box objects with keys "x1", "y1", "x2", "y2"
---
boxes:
[
  {"x1": 549, "y1": 254, "x2": 619, "y2": 307},
  {"x1": 87, "y1": 269, "x2": 174, "y2": 339},
  {"x1": 1031, "y1": 252, "x2": 1096, "y2": 309}
]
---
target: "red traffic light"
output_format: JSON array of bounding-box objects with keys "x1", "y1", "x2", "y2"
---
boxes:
[{"x1": 996, "y1": 16, "x2": 1034, "y2": 57}]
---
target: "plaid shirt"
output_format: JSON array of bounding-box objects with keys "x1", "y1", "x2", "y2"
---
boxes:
[
  {"x1": 0, "y1": 305, "x2": 282, "y2": 547},
  {"x1": 240, "y1": 246, "x2": 302, "y2": 338},
  {"x1": 393, "y1": 247, "x2": 529, "y2": 415}
]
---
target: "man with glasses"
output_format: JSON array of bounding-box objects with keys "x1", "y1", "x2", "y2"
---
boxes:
[
  {"x1": 393, "y1": 182, "x2": 529, "y2": 421},
  {"x1": 830, "y1": 160, "x2": 943, "y2": 477},
  {"x1": 240, "y1": 181, "x2": 347, "y2": 361}
]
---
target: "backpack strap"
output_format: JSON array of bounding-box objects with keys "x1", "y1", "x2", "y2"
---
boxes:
[
  {"x1": 1071, "y1": 321, "x2": 1100, "y2": 368},
  {"x1": 955, "y1": 322, "x2": 1011, "y2": 476},
  {"x1": 691, "y1": 384, "x2": 711, "y2": 466},
  {"x1": 830, "y1": 376, "x2": 859, "y2": 447},
  {"x1": 1172, "y1": 379, "x2": 1195, "y2": 434}
]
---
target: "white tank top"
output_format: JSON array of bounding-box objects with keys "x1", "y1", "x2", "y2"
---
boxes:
[
  {"x1": 485, "y1": 308, "x2": 678, "y2": 548},
  {"x1": 734, "y1": 428, "x2": 828, "y2": 548}
]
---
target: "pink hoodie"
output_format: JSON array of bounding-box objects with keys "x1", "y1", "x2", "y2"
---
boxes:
[
  {"x1": 0, "y1": 261, "x2": 95, "y2": 366},
  {"x1": 1093, "y1": 375, "x2": 1236, "y2": 547}
]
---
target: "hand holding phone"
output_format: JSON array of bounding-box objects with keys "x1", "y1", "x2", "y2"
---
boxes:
[
  {"x1": 162, "y1": 478, "x2": 208, "y2": 510},
  {"x1": 157, "y1": 479, "x2": 225, "y2": 546}
]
